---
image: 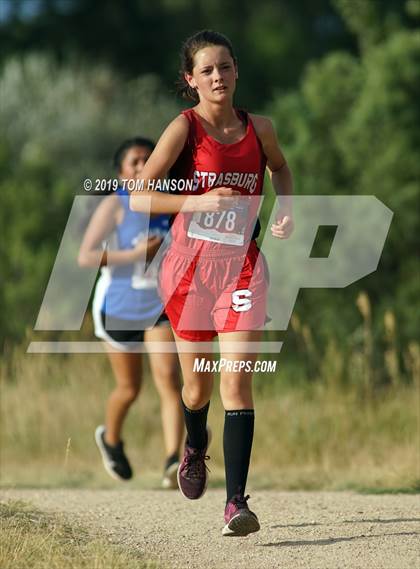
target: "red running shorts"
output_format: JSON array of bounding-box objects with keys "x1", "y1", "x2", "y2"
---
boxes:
[{"x1": 159, "y1": 240, "x2": 269, "y2": 342}]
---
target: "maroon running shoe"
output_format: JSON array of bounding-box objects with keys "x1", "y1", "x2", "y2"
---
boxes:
[
  {"x1": 177, "y1": 428, "x2": 211, "y2": 500},
  {"x1": 222, "y1": 494, "x2": 260, "y2": 536}
]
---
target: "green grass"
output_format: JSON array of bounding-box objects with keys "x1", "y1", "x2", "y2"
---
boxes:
[{"x1": 0, "y1": 500, "x2": 161, "y2": 569}]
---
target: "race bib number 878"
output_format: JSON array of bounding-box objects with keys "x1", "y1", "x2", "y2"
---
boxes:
[{"x1": 187, "y1": 201, "x2": 250, "y2": 246}]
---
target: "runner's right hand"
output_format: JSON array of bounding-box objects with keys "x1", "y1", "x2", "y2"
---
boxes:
[
  {"x1": 191, "y1": 187, "x2": 241, "y2": 212},
  {"x1": 132, "y1": 235, "x2": 162, "y2": 260}
]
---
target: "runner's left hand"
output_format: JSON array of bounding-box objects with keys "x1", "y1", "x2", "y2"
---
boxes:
[{"x1": 271, "y1": 214, "x2": 294, "y2": 239}]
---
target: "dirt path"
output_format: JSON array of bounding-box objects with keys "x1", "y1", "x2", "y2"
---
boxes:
[{"x1": 1, "y1": 489, "x2": 419, "y2": 568}]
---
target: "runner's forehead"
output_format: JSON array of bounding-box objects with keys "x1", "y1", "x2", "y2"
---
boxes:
[
  {"x1": 193, "y1": 45, "x2": 233, "y2": 69},
  {"x1": 124, "y1": 146, "x2": 151, "y2": 162}
]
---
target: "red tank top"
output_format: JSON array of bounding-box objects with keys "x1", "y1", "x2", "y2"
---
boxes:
[{"x1": 170, "y1": 108, "x2": 267, "y2": 257}]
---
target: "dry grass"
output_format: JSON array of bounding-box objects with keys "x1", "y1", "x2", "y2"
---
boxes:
[
  {"x1": 1, "y1": 300, "x2": 419, "y2": 492},
  {"x1": 0, "y1": 500, "x2": 160, "y2": 569}
]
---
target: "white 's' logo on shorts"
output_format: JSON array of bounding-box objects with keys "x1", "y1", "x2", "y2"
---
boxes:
[{"x1": 232, "y1": 289, "x2": 252, "y2": 312}]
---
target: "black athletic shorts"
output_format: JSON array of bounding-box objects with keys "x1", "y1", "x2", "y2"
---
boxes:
[{"x1": 100, "y1": 311, "x2": 170, "y2": 344}]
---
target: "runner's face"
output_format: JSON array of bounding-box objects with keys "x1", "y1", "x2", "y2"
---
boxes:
[
  {"x1": 119, "y1": 146, "x2": 152, "y2": 180},
  {"x1": 187, "y1": 45, "x2": 237, "y2": 103}
]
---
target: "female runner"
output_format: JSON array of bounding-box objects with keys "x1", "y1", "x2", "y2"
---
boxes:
[
  {"x1": 130, "y1": 31, "x2": 293, "y2": 535},
  {"x1": 79, "y1": 137, "x2": 184, "y2": 488}
]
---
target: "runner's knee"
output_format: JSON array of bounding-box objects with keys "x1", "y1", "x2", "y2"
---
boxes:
[
  {"x1": 182, "y1": 384, "x2": 211, "y2": 409},
  {"x1": 220, "y1": 377, "x2": 252, "y2": 407},
  {"x1": 154, "y1": 370, "x2": 181, "y2": 397},
  {"x1": 114, "y1": 384, "x2": 140, "y2": 404}
]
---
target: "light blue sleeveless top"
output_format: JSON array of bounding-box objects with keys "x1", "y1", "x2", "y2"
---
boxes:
[{"x1": 100, "y1": 188, "x2": 169, "y2": 321}]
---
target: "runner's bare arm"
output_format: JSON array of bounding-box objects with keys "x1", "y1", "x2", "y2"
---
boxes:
[
  {"x1": 251, "y1": 114, "x2": 293, "y2": 206},
  {"x1": 251, "y1": 114, "x2": 294, "y2": 238},
  {"x1": 129, "y1": 115, "x2": 239, "y2": 215},
  {"x1": 78, "y1": 195, "x2": 159, "y2": 267}
]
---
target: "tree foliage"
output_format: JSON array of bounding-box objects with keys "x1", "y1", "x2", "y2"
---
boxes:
[
  {"x1": 0, "y1": 0, "x2": 359, "y2": 110},
  {"x1": 267, "y1": 22, "x2": 420, "y2": 357},
  {"x1": 1, "y1": 1, "x2": 418, "y2": 377},
  {"x1": 0, "y1": 56, "x2": 180, "y2": 347}
]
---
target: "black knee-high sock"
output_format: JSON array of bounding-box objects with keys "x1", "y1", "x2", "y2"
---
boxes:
[
  {"x1": 182, "y1": 399, "x2": 209, "y2": 450},
  {"x1": 223, "y1": 409, "x2": 255, "y2": 503}
]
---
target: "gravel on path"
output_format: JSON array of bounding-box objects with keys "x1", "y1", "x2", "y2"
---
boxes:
[{"x1": 1, "y1": 489, "x2": 419, "y2": 569}]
